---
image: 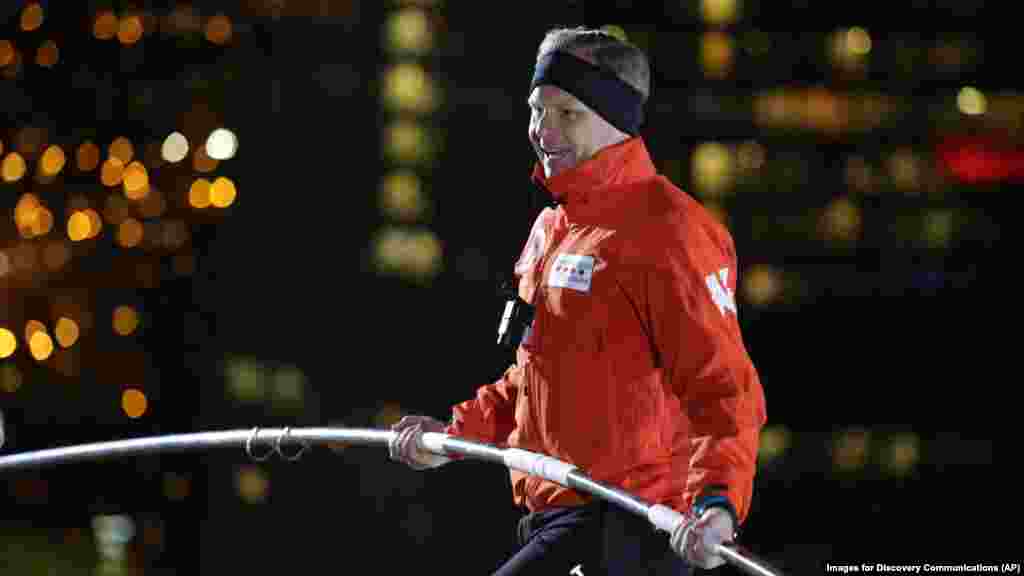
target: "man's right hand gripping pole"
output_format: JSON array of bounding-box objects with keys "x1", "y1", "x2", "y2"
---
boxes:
[{"x1": 388, "y1": 415, "x2": 452, "y2": 470}]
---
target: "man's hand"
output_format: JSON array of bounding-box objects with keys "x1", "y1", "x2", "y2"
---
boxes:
[
  {"x1": 670, "y1": 507, "x2": 735, "y2": 570},
  {"x1": 388, "y1": 415, "x2": 451, "y2": 470}
]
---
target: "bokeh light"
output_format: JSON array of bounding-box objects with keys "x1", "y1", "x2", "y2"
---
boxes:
[
  {"x1": 55, "y1": 317, "x2": 80, "y2": 348},
  {"x1": 0, "y1": 328, "x2": 17, "y2": 359},
  {"x1": 162, "y1": 132, "x2": 189, "y2": 163},
  {"x1": 122, "y1": 389, "x2": 148, "y2": 418},
  {"x1": 113, "y1": 306, "x2": 140, "y2": 336},
  {"x1": 210, "y1": 177, "x2": 237, "y2": 208}
]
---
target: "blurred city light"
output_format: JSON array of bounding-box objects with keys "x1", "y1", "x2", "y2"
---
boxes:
[
  {"x1": 205, "y1": 14, "x2": 233, "y2": 45},
  {"x1": 742, "y1": 264, "x2": 784, "y2": 307},
  {"x1": 55, "y1": 317, "x2": 80, "y2": 348},
  {"x1": 833, "y1": 428, "x2": 871, "y2": 472},
  {"x1": 29, "y1": 330, "x2": 55, "y2": 362},
  {"x1": 122, "y1": 389, "x2": 148, "y2": 418},
  {"x1": 189, "y1": 178, "x2": 212, "y2": 208},
  {"x1": 113, "y1": 306, "x2": 140, "y2": 336},
  {"x1": 0, "y1": 328, "x2": 17, "y2": 359},
  {"x1": 205, "y1": 128, "x2": 238, "y2": 160},
  {"x1": 94, "y1": 10, "x2": 118, "y2": 40},
  {"x1": 162, "y1": 132, "x2": 189, "y2": 163},
  {"x1": 380, "y1": 170, "x2": 426, "y2": 221},
  {"x1": 701, "y1": 31, "x2": 734, "y2": 78},
  {"x1": 236, "y1": 466, "x2": 269, "y2": 504},
  {"x1": 383, "y1": 63, "x2": 438, "y2": 114},
  {"x1": 957, "y1": 86, "x2": 986, "y2": 116},
  {"x1": 692, "y1": 142, "x2": 735, "y2": 198},
  {"x1": 2, "y1": 152, "x2": 27, "y2": 182},
  {"x1": 700, "y1": 0, "x2": 739, "y2": 25},
  {"x1": 210, "y1": 177, "x2": 237, "y2": 208},
  {"x1": 35, "y1": 40, "x2": 59, "y2": 68},
  {"x1": 385, "y1": 8, "x2": 432, "y2": 54},
  {"x1": 20, "y1": 3, "x2": 44, "y2": 32}
]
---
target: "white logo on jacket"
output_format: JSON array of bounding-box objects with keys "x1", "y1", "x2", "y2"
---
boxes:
[
  {"x1": 705, "y1": 267, "x2": 737, "y2": 317},
  {"x1": 548, "y1": 254, "x2": 594, "y2": 292}
]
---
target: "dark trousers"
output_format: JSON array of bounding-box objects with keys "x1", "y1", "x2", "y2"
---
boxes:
[{"x1": 492, "y1": 501, "x2": 691, "y2": 576}]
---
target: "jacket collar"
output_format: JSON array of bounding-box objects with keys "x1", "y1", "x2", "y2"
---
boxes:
[{"x1": 530, "y1": 137, "x2": 657, "y2": 214}]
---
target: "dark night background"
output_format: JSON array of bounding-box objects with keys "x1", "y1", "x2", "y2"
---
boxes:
[{"x1": 0, "y1": 1, "x2": 1013, "y2": 574}]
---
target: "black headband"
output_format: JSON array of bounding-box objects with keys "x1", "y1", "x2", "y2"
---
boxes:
[{"x1": 529, "y1": 50, "x2": 644, "y2": 136}]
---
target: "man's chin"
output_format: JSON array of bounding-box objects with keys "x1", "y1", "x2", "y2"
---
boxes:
[{"x1": 543, "y1": 160, "x2": 576, "y2": 178}]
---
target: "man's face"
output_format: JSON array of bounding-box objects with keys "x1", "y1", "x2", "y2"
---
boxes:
[{"x1": 528, "y1": 84, "x2": 623, "y2": 178}]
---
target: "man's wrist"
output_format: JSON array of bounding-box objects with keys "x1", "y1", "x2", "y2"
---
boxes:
[{"x1": 692, "y1": 493, "x2": 739, "y2": 538}]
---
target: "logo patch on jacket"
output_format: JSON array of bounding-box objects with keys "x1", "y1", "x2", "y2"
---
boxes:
[{"x1": 548, "y1": 254, "x2": 594, "y2": 292}]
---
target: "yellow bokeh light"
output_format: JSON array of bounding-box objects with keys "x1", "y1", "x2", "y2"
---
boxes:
[
  {"x1": 210, "y1": 177, "x2": 237, "y2": 208},
  {"x1": 821, "y1": 196, "x2": 862, "y2": 242},
  {"x1": 385, "y1": 121, "x2": 431, "y2": 164},
  {"x1": 101, "y1": 157, "x2": 124, "y2": 186},
  {"x1": 0, "y1": 328, "x2": 17, "y2": 359},
  {"x1": 692, "y1": 142, "x2": 735, "y2": 198},
  {"x1": 846, "y1": 27, "x2": 872, "y2": 56},
  {"x1": 758, "y1": 425, "x2": 790, "y2": 461},
  {"x1": 84, "y1": 209, "x2": 102, "y2": 239},
  {"x1": 385, "y1": 8, "x2": 432, "y2": 54},
  {"x1": 113, "y1": 306, "x2": 139, "y2": 336},
  {"x1": 236, "y1": 466, "x2": 269, "y2": 504},
  {"x1": 67, "y1": 211, "x2": 92, "y2": 242},
  {"x1": 118, "y1": 15, "x2": 144, "y2": 45},
  {"x1": 701, "y1": 0, "x2": 739, "y2": 25},
  {"x1": 3, "y1": 152, "x2": 28, "y2": 182},
  {"x1": 77, "y1": 141, "x2": 101, "y2": 172},
  {"x1": 957, "y1": 86, "x2": 986, "y2": 116},
  {"x1": 94, "y1": 10, "x2": 118, "y2": 40},
  {"x1": 742, "y1": 264, "x2": 784, "y2": 307},
  {"x1": 122, "y1": 388, "x2": 148, "y2": 418},
  {"x1": 380, "y1": 170, "x2": 425, "y2": 221},
  {"x1": 55, "y1": 317, "x2": 80, "y2": 348},
  {"x1": 36, "y1": 40, "x2": 59, "y2": 68},
  {"x1": 21, "y1": 3, "x2": 44, "y2": 32},
  {"x1": 29, "y1": 331, "x2": 54, "y2": 362},
  {"x1": 373, "y1": 227, "x2": 443, "y2": 281},
  {"x1": 205, "y1": 14, "x2": 233, "y2": 45},
  {"x1": 123, "y1": 161, "x2": 149, "y2": 199},
  {"x1": 40, "y1": 145, "x2": 66, "y2": 177},
  {"x1": 189, "y1": 178, "x2": 212, "y2": 208},
  {"x1": 109, "y1": 137, "x2": 134, "y2": 164},
  {"x1": 384, "y1": 63, "x2": 437, "y2": 113},
  {"x1": 117, "y1": 218, "x2": 144, "y2": 248}
]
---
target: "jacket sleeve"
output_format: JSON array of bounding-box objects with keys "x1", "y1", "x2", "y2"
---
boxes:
[
  {"x1": 443, "y1": 364, "x2": 521, "y2": 446},
  {"x1": 648, "y1": 219, "x2": 767, "y2": 527}
]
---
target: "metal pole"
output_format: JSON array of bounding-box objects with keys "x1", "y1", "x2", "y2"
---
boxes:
[{"x1": 0, "y1": 427, "x2": 784, "y2": 576}]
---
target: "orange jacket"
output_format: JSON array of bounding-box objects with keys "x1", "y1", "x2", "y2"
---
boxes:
[{"x1": 444, "y1": 137, "x2": 767, "y2": 525}]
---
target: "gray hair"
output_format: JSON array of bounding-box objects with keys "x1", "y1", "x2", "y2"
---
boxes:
[{"x1": 535, "y1": 26, "x2": 651, "y2": 102}]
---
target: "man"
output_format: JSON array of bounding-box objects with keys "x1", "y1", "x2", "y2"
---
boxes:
[{"x1": 390, "y1": 26, "x2": 767, "y2": 575}]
